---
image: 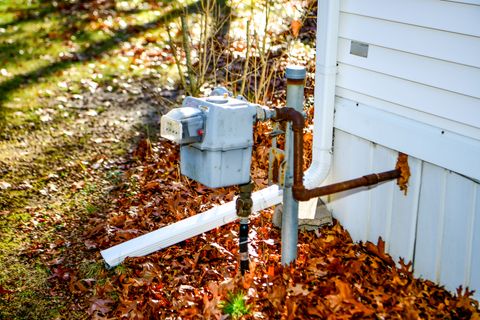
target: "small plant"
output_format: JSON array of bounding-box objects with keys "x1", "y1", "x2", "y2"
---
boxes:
[
  {"x1": 79, "y1": 260, "x2": 104, "y2": 279},
  {"x1": 83, "y1": 201, "x2": 98, "y2": 214},
  {"x1": 106, "y1": 170, "x2": 122, "y2": 184},
  {"x1": 219, "y1": 291, "x2": 251, "y2": 319},
  {"x1": 114, "y1": 264, "x2": 128, "y2": 276},
  {"x1": 81, "y1": 182, "x2": 97, "y2": 195},
  {"x1": 166, "y1": 0, "x2": 229, "y2": 96}
]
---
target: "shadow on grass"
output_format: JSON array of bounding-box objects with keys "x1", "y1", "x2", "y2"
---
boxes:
[
  {"x1": 0, "y1": 5, "x2": 56, "y2": 29},
  {"x1": 0, "y1": 1, "x2": 201, "y2": 121}
]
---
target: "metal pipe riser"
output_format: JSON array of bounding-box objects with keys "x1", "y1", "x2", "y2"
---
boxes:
[{"x1": 280, "y1": 66, "x2": 306, "y2": 266}]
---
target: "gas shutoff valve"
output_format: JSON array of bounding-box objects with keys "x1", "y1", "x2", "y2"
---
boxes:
[{"x1": 160, "y1": 89, "x2": 271, "y2": 188}]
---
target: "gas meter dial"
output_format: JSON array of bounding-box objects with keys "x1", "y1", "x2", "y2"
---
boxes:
[{"x1": 160, "y1": 107, "x2": 204, "y2": 145}]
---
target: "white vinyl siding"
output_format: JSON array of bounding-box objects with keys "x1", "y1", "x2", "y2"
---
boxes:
[
  {"x1": 337, "y1": 64, "x2": 480, "y2": 128},
  {"x1": 336, "y1": 1, "x2": 480, "y2": 142},
  {"x1": 337, "y1": 38, "x2": 480, "y2": 99},
  {"x1": 328, "y1": 130, "x2": 422, "y2": 262},
  {"x1": 327, "y1": 130, "x2": 480, "y2": 300},
  {"x1": 334, "y1": 98, "x2": 480, "y2": 182},
  {"x1": 336, "y1": 88, "x2": 480, "y2": 141},
  {"x1": 341, "y1": 0, "x2": 480, "y2": 36},
  {"x1": 338, "y1": 13, "x2": 480, "y2": 68},
  {"x1": 329, "y1": 0, "x2": 480, "y2": 299},
  {"x1": 441, "y1": 0, "x2": 480, "y2": 6}
]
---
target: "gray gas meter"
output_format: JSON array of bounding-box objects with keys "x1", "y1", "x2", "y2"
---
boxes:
[{"x1": 160, "y1": 90, "x2": 259, "y2": 188}]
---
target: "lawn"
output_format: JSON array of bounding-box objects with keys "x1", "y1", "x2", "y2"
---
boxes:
[{"x1": 0, "y1": 0, "x2": 185, "y2": 317}]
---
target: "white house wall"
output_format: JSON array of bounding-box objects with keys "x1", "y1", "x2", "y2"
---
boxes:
[
  {"x1": 334, "y1": 98, "x2": 480, "y2": 182},
  {"x1": 316, "y1": 0, "x2": 480, "y2": 300},
  {"x1": 415, "y1": 164, "x2": 480, "y2": 294},
  {"x1": 447, "y1": 0, "x2": 480, "y2": 5},
  {"x1": 326, "y1": 130, "x2": 422, "y2": 262},
  {"x1": 338, "y1": 11, "x2": 480, "y2": 68},
  {"x1": 340, "y1": 0, "x2": 480, "y2": 37},
  {"x1": 336, "y1": 64, "x2": 480, "y2": 129},
  {"x1": 336, "y1": 0, "x2": 480, "y2": 139},
  {"x1": 327, "y1": 129, "x2": 480, "y2": 301},
  {"x1": 337, "y1": 38, "x2": 480, "y2": 99}
]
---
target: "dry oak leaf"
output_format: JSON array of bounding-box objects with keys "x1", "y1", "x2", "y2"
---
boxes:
[
  {"x1": 396, "y1": 152, "x2": 410, "y2": 195},
  {"x1": 88, "y1": 298, "x2": 114, "y2": 316},
  {"x1": 365, "y1": 237, "x2": 395, "y2": 267},
  {"x1": 270, "y1": 283, "x2": 287, "y2": 310},
  {"x1": 326, "y1": 279, "x2": 375, "y2": 316},
  {"x1": 291, "y1": 19, "x2": 302, "y2": 38},
  {"x1": 288, "y1": 283, "x2": 309, "y2": 296}
]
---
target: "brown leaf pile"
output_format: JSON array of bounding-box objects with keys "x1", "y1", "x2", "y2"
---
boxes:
[{"x1": 86, "y1": 132, "x2": 479, "y2": 319}]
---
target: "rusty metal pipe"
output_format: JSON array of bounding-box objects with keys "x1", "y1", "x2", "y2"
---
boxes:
[
  {"x1": 273, "y1": 107, "x2": 402, "y2": 202},
  {"x1": 292, "y1": 170, "x2": 400, "y2": 201}
]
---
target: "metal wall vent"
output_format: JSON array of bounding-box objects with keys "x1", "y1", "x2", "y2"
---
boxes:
[{"x1": 350, "y1": 40, "x2": 369, "y2": 58}]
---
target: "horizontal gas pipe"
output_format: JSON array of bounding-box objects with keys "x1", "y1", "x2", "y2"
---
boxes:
[{"x1": 273, "y1": 107, "x2": 402, "y2": 202}]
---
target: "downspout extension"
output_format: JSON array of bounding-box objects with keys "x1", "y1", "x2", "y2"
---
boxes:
[{"x1": 273, "y1": 107, "x2": 410, "y2": 202}]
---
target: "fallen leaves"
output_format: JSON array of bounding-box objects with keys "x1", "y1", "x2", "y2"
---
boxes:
[
  {"x1": 88, "y1": 298, "x2": 114, "y2": 317},
  {"x1": 291, "y1": 20, "x2": 303, "y2": 38},
  {"x1": 0, "y1": 0, "x2": 472, "y2": 318},
  {"x1": 396, "y1": 152, "x2": 411, "y2": 195},
  {"x1": 84, "y1": 136, "x2": 479, "y2": 319},
  {"x1": 0, "y1": 181, "x2": 11, "y2": 190},
  {"x1": 0, "y1": 285, "x2": 14, "y2": 295},
  {"x1": 364, "y1": 237, "x2": 395, "y2": 267}
]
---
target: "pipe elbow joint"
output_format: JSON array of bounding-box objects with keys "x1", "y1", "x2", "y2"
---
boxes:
[
  {"x1": 292, "y1": 185, "x2": 310, "y2": 202},
  {"x1": 273, "y1": 107, "x2": 305, "y2": 130}
]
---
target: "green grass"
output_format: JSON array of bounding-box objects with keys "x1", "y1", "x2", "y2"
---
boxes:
[
  {"x1": 0, "y1": 0, "x2": 184, "y2": 132},
  {"x1": 220, "y1": 291, "x2": 251, "y2": 319},
  {"x1": 0, "y1": 0, "x2": 192, "y2": 317},
  {"x1": 114, "y1": 264, "x2": 129, "y2": 275},
  {"x1": 0, "y1": 241, "x2": 58, "y2": 319},
  {"x1": 83, "y1": 201, "x2": 99, "y2": 214},
  {"x1": 79, "y1": 260, "x2": 105, "y2": 279}
]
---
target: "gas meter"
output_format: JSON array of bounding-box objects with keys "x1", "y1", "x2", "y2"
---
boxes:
[{"x1": 161, "y1": 89, "x2": 265, "y2": 188}]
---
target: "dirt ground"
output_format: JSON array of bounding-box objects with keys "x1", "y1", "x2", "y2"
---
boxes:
[{"x1": 0, "y1": 74, "x2": 178, "y2": 318}]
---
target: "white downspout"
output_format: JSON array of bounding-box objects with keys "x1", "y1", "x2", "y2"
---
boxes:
[{"x1": 299, "y1": 0, "x2": 340, "y2": 219}]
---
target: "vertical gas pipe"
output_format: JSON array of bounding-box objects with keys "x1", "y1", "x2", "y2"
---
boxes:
[
  {"x1": 281, "y1": 66, "x2": 306, "y2": 265},
  {"x1": 236, "y1": 182, "x2": 254, "y2": 274}
]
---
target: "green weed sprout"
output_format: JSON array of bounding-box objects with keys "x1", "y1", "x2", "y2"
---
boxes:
[{"x1": 219, "y1": 291, "x2": 251, "y2": 319}]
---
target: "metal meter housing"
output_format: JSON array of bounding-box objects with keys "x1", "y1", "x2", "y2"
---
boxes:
[{"x1": 160, "y1": 94, "x2": 257, "y2": 188}]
